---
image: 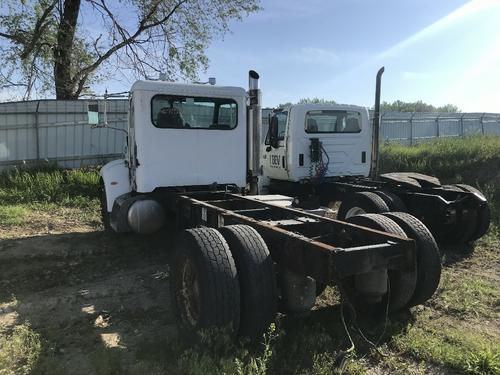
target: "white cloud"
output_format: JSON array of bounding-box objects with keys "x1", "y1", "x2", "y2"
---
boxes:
[{"x1": 378, "y1": 0, "x2": 500, "y2": 59}]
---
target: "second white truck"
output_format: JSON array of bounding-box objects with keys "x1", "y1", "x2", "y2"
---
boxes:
[{"x1": 262, "y1": 68, "x2": 490, "y2": 246}]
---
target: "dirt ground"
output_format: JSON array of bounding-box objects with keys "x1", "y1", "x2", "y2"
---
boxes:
[
  {"x1": 0, "y1": 211, "x2": 179, "y2": 374},
  {"x1": 1, "y1": 207, "x2": 498, "y2": 374}
]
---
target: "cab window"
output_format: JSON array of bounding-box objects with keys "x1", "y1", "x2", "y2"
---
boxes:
[
  {"x1": 305, "y1": 110, "x2": 361, "y2": 133},
  {"x1": 265, "y1": 111, "x2": 288, "y2": 145},
  {"x1": 151, "y1": 95, "x2": 237, "y2": 129}
]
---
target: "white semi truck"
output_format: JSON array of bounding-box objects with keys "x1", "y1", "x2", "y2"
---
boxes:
[
  {"x1": 262, "y1": 68, "x2": 490, "y2": 246},
  {"x1": 95, "y1": 70, "x2": 441, "y2": 337}
]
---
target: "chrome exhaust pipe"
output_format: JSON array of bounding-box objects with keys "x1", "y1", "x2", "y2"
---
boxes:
[
  {"x1": 370, "y1": 66, "x2": 385, "y2": 179},
  {"x1": 247, "y1": 70, "x2": 262, "y2": 194}
]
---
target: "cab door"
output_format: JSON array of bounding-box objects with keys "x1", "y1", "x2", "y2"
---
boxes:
[{"x1": 262, "y1": 111, "x2": 290, "y2": 180}]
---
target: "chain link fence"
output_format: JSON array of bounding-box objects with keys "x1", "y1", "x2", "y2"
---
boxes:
[
  {"x1": 1, "y1": 100, "x2": 499, "y2": 170},
  {"x1": 379, "y1": 112, "x2": 500, "y2": 145}
]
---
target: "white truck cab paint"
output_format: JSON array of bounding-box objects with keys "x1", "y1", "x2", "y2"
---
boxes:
[
  {"x1": 262, "y1": 103, "x2": 371, "y2": 183},
  {"x1": 129, "y1": 80, "x2": 248, "y2": 192},
  {"x1": 100, "y1": 159, "x2": 131, "y2": 212}
]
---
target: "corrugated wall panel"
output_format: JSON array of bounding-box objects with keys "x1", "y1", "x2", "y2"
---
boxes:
[{"x1": 1, "y1": 100, "x2": 499, "y2": 170}]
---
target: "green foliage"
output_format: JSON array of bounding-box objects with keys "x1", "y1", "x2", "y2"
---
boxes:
[
  {"x1": 178, "y1": 324, "x2": 277, "y2": 375},
  {"x1": 392, "y1": 320, "x2": 500, "y2": 375},
  {"x1": 465, "y1": 348, "x2": 500, "y2": 375},
  {"x1": 0, "y1": 205, "x2": 27, "y2": 226},
  {"x1": 0, "y1": 167, "x2": 100, "y2": 207},
  {"x1": 380, "y1": 100, "x2": 459, "y2": 113},
  {"x1": 380, "y1": 136, "x2": 500, "y2": 225},
  {"x1": 278, "y1": 98, "x2": 336, "y2": 107},
  {"x1": 0, "y1": 0, "x2": 260, "y2": 99},
  {"x1": 433, "y1": 273, "x2": 497, "y2": 318},
  {"x1": 297, "y1": 98, "x2": 337, "y2": 105},
  {"x1": 0, "y1": 324, "x2": 43, "y2": 375}
]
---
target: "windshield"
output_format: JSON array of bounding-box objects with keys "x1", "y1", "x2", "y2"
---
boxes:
[
  {"x1": 151, "y1": 95, "x2": 237, "y2": 129},
  {"x1": 305, "y1": 110, "x2": 361, "y2": 133}
]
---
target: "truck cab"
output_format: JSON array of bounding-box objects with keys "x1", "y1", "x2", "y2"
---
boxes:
[
  {"x1": 99, "y1": 76, "x2": 261, "y2": 234},
  {"x1": 262, "y1": 104, "x2": 372, "y2": 183}
]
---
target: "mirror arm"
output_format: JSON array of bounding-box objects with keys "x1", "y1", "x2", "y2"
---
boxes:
[{"x1": 91, "y1": 124, "x2": 128, "y2": 135}]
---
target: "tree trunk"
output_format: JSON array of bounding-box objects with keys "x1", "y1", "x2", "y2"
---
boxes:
[{"x1": 54, "y1": 0, "x2": 81, "y2": 99}]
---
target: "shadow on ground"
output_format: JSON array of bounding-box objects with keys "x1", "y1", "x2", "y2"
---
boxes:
[{"x1": 0, "y1": 229, "x2": 185, "y2": 374}]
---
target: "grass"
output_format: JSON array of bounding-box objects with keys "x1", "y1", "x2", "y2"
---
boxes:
[
  {"x1": 0, "y1": 205, "x2": 28, "y2": 226},
  {"x1": 380, "y1": 136, "x2": 500, "y2": 180},
  {"x1": 0, "y1": 324, "x2": 42, "y2": 375},
  {"x1": 432, "y1": 272, "x2": 498, "y2": 319},
  {"x1": 0, "y1": 166, "x2": 100, "y2": 208},
  {"x1": 0, "y1": 166, "x2": 101, "y2": 233},
  {"x1": 380, "y1": 135, "x2": 500, "y2": 225},
  {"x1": 391, "y1": 314, "x2": 499, "y2": 374}
]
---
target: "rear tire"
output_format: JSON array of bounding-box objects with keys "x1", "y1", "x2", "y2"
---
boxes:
[
  {"x1": 454, "y1": 184, "x2": 491, "y2": 240},
  {"x1": 382, "y1": 212, "x2": 442, "y2": 307},
  {"x1": 337, "y1": 192, "x2": 390, "y2": 220},
  {"x1": 374, "y1": 190, "x2": 407, "y2": 212},
  {"x1": 170, "y1": 227, "x2": 240, "y2": 334},
  {"x1": 344, "y1": 214, "x2": 417, "y2": 313},
  {"x1": 219, "y1": 225, "x2": 277, "y2": 337}
]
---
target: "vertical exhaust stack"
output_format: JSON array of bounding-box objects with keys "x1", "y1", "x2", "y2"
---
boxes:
[
  {"x1": 370, "y1": 66, "x2": 385, "y2": 179},
  {"x1": 247, "y1": 70, "x2": 262, "y2": 195}
]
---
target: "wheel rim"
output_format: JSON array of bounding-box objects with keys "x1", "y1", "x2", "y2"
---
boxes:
[
  {"x1": 177, "y1": 256, "x2": 201, "y2": 327},
  {"x1": 345, "y1": 207, "x2": 366, "y2": 218}
]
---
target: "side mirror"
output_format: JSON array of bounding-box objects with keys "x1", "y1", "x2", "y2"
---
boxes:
[
  {"x1": 269, "y1": 115, "x2": 280, "y2": 148},
  {"x1": 87, "y1": 101, "x2": 99, "y2": 125}
]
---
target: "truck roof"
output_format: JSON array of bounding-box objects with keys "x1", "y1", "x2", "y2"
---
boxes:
[
  {"x1": 288, "y1": 103, "x2": 368, "y2": 112},
  {"x1": 131, "y1": 80, "x2": 246, "y2": 97}
]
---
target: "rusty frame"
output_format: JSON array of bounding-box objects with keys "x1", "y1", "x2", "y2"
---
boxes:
[{"x1": 172, "y1": 192, "x2": 415, "y2": 285}]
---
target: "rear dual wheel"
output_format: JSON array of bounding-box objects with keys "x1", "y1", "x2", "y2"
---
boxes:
[
  {"x1": 170, "y1": 227, "x2": 240, "y2": 333},
  {"x1": 454, "y1": 184, "x2": 491, "y2": 241},
  {"x1": 343, "y1": 213, "x2": 441, "y2": 312},
  {"x1": 337, "y1": 192, "x2": 390, "y2": 220},
  {"x1": 436, "y1": 184, "x2": 490, "y2": 244},
  {"x1": 382, "y1": 212, "x2": 441, "y2": 307},
  {"x1": 218, "y1": 225, "x2": 277, "y2": 337},
  {"x1": 170, "y1": 225, "x2": 277, "y2": 338},
  {"x1": 337, "y1": 190, "x2": 407, "y2": 221},
  {"x1": 344, "y1": 214, "x2": 417, "y2": 312}
]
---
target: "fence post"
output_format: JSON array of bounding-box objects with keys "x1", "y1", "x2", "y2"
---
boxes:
[
  {"x1": 460, "y1": 113, "x2": 465, "y2": 138},
  {"x1": 35, "y1": 100, "x2": 41, "y2": 164},
  {"x1": 436, "y1": 113, "x2": 441, "y2": 138},
  {"x1": 480, "y1": 113, "x2": 485, "y2": 135},
  {"x1": 409, "y1": 113, "x2": 415, "y2": 145}
]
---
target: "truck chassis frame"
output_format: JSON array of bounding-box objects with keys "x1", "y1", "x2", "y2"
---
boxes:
[{"x1": 166, "y1": 191, "x2": 415, "y2": 284}]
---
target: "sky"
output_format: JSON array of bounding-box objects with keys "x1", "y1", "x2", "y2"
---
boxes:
[
  {"x1": 1, "y1": 0, "x2": 499, "y2": 112},
  {"x1": 192, "y1": 0, "x2": 500, "y2": 112}
]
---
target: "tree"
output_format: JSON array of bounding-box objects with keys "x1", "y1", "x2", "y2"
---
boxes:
[
  {"x1": 277, "y1": 97, "x2": 336, "y2": 107},
  {"x1": 380, "y1": 100, "x2": 459, "y2": 113},
  {"x1": 0, "y1": 0, "x2": 259, "y2": 99}
]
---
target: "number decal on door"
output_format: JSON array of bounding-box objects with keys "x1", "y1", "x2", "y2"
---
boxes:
[{"x1": 270, "y1": 155, "x2": 281, "y2": 168}]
